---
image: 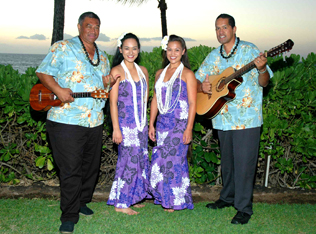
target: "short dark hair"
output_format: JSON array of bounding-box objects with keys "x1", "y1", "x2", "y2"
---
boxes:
[
  {"x1": 78, "y1": 12, "x2": 100, "y2": 25},
  {"x1": 111, "y1": 33, "x2": 141, "y2": 68},
  {"x1": 162, "y1": 34, "x2": 191, "y2": 69},
  {"x1": 216, "y1": 13, "x2": 235, "y2": 28}
]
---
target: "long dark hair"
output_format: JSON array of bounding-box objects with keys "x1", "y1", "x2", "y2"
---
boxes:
[
  {"x1": 162, "y1": 34, "x2": 191, "y2": 69},
  {"x1": 111, "y1": 33, "x2": 141, "y2": 68}
]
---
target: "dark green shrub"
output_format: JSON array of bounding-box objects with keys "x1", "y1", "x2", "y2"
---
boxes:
[{"x1": 0, "y1": 49, "x2": 315, "y2": 189}]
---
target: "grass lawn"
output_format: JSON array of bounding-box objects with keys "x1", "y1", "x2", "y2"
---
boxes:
[{"x1": 0, "y1": 199, "x2": 315, "y2": 234}]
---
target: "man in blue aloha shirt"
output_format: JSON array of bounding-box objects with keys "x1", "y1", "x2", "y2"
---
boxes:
[
  {"x1": 195, "y1": 13, "x2": 273, "y2": 225},
  {"x1": 36, "y1": 12, "x2": 118, "y2": 233}
]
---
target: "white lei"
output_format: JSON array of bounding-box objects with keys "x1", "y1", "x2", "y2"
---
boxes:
[
  {"x1": 120, "y1": 60, "x2": 147, "y2": 132},
  {"x1": 156, "y1": 63, "x2": 184, "y2": 114}
]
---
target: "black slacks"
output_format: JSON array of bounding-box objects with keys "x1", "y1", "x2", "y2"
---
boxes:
[
  {"x1": 46, "y1": 120, "x2": 103, "y2": 223},
  {"x1": 217, "y1": 127, "x2": 261, "y2": 215}
]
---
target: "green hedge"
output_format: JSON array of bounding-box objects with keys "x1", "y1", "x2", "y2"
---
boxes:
[
  {"x1": 261, "y1": 53, "x2": 316, "y2": 188},
  {"x1": 0, "y1": 47, "x2": 315, "y2": 189}
]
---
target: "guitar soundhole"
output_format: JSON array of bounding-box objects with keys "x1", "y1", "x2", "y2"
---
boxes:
[
  {"x1": 216, "y1": 78, "x2": 226, "y2": 92},
  {"x1": 52, "y1": 94, "x2": 57, "y2": 100}
]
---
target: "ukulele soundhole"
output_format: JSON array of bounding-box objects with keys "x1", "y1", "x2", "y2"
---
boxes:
[{"x1": 216, "y1": 77, "x2": 226, "y2": 92}]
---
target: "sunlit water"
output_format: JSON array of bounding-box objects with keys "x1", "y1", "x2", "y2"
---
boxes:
[{"x1": 0, "y1": 53, "x2": 46, "y2": 74}]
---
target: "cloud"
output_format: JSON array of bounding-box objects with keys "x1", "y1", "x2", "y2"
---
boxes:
[
  {"x1": 16, "y1": 34, "x2": 47, "y2": 40},
  {"x1": 140, "y1": 37, "x2": 161, "y2": 41},
  {"x1": 16, "y1": 36, "x2": 29, "y2": 39},
  {"x1": 30, "y1": 34, "x2": 47, "y2": 40},
  {"x1": 97, "y1": 33, "x2": 110, "y2": 42}
]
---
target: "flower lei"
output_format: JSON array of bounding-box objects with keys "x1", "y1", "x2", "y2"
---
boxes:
[
  {"x1": 161, "y1": 35, "x2": 169, "y2": 51},
  {"x1": 117, "y1": 32, "x2": 127, "y2": 47},
  {"x1": 120, "y1": 60, "x2": 147, "y2": 132},
  {"x1": 156, "y1": 63, "x2": 184, "y2": 114}
]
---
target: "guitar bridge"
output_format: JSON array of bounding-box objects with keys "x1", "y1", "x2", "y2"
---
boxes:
[
  {"x1": 39, "y1": 90, "x2": 42, "y2": 102},
  {"x1": 208, "y1": 84, "x2": 212, "y2": 99}
]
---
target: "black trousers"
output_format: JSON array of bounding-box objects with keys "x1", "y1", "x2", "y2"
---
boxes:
[
  {"x1": 217, "y1": 127, "x2": 261, "y2": 215},
  {"x1": 46, "y1": 120, "x2": 103, "y2": 223}
]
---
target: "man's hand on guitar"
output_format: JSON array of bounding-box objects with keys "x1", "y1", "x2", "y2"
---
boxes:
[
  {"x1": 55, "y1": 88, "x2": 74, "y2": 103},
  {"x1": 202, "y1": 75, "x2": 212, "y2": 94},
  {"x1": 255, "y1": 52, "x2": 268, "y2": 72}
]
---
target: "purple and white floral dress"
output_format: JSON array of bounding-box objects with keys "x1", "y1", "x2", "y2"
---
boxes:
[
  {"x1": 107, "y1": 78, "x2": 150, "y2": 208},
  {"x1": 149, "y1": 76, "x2": 194, "y2": 210}
]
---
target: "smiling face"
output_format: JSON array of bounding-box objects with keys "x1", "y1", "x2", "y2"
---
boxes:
[
  {"x1": 166, "y1": 41, "x2": 185, "y2": 65},
  {"x1": 119, "y1": 38, "x2": 140, "y2": 63},
  {"x1": 77, "y1": 17, "x2": 100, "y2": 45},
  {"x1": 215, "y1": 17, "x2": 236, "y2": 47}
]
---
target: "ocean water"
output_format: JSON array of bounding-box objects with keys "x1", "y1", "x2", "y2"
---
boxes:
[{"x1": 0, "y1": 53, "x2": 46, "y2": 74}]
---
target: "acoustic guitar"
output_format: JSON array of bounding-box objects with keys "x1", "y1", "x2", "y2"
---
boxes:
[
  {"x1": 29, "y1": 83, "x2": 109, "y2": 111},
  {"x1": 196, "y1": 39, "x2": 294, "y2": 119}
]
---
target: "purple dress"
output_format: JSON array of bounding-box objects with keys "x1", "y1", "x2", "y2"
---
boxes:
[
  {"x1": 107, "y1": 79, "x2": 150, "y2": 208},
  {"x1": 149, "y1": 76, "x2": 194, "y2": 210}
]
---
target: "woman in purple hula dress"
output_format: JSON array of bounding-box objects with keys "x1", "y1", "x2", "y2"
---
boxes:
[
  {"x1": 149, "y1": 35, "x2": 197, "y2": 212},
  {"x1": 107, "y1": 33, "x2": 150, "y2": 215}
]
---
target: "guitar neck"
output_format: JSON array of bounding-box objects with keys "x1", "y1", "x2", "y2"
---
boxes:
[
  {"x1": 225, "y1": 51, "x2": 268, "y2": 83},
  {"x1": 236, "y1": 61, "x2": 256, "y2": 78},
  {"x1": 71, "y1": 92, "x2": 93, "y2": 98}
]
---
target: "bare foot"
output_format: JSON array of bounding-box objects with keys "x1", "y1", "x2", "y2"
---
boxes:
[
  {"x1": 133, "y1": 204, "x2": 145, "y2": 208},
  {"x1": 164, "y1": 209, "x2": 175, "y2": 213},
  {"x1": 115, "y1": 207, "x2": 139, "y2": 215}
]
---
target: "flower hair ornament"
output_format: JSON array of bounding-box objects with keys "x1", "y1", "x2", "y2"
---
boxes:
[
  {"x1": 117, "y1": 32, "x2": 127, "y2": 47},
  {"x1": 161, "y1": 35, "x2": 169, "y2": 51}
]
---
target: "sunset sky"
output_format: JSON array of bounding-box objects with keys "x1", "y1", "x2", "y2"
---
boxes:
[{"x1": 0, "y1": 0, "x2": 315, "y2": 58}]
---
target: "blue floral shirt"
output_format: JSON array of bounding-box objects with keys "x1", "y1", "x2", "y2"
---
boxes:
[
  {"x1": 195, "y1": 39, "x2": 273, "y2": 131},
  {"x1": 36, "y1": 36, "x2": 110, "y2": 128}
]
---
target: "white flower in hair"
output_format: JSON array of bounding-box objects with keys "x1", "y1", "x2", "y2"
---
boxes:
[
  {"x1": 161, "y1": 35, "x2": 169, "y2": 51},
  {"x1": 117, "y1": 32, "x2": 127, "y2": 47}
]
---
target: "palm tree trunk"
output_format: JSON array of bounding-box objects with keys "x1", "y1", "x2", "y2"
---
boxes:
[
  {"x1": 51, "y1": 0, "x2": 66, "y2": 45},
  {"x1": 158, "y1": 0, "x2": 168, "y2": 37}
]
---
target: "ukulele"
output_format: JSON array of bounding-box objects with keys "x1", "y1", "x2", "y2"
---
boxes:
[
  {"x1": 29, "y1": 83, "x2": 109, "y2": 111},
  {"x1": 196, "y1": 39, "x2": 294, "y2": 119}
]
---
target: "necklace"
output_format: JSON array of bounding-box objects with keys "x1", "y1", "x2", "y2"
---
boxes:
[
  {"x1": 156, "y1": 63, "x2": 184, "y2": 115},
  {"x1": 120, "y1": 61, "x2": 147, "y2": 132},
  {"x1": 78, "y1": 36, "x2": 100, "y2": 67},
  {"x1": 220, "y1": 37, "x2": 240, "y2": 60}
]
